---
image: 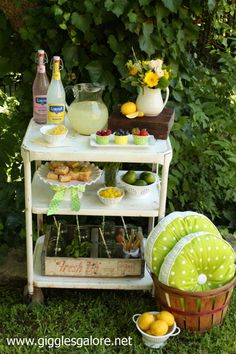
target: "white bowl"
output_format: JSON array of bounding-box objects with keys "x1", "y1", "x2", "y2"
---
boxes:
[
  {"x1": 119, "y1": 172, "x2": 159, "y2": 198},
  {"x1": 97, "y1": 187, "x2": 124, "y2": 206},
  {"x1": 133, "y1": 311, "x2": 180, "y2": 349},
  {"x1": 40, "y1": 125, "x2": 68, "y2": 145}
]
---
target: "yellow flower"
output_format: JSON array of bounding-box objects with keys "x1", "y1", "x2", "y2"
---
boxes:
[
  {"x1": 164, "y1": 69, "x2": 170, "y2": 80},
  {"x1": 129, "y1": 67, "x2": 138, "y2": 76},
  {"x1": 143, "y1": 71, "x2": 158, "y2": 88}
]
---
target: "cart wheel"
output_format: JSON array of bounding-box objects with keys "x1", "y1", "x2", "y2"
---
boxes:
[{"x1": 23, "y1": 285, "x2": 44, "y2": 305}]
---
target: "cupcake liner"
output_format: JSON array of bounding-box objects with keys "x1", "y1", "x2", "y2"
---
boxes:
[
  {"x1": 133, "y1": 135, "x2": 149, "y2": 145},
  {"x1": 114, "y1": 135, "x2": 129, "y2": 144},
  {"x1": 96, "y1": 135, "x2": 110, "y2": 145}
]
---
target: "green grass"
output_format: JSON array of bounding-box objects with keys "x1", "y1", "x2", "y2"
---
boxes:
[{"x1": 0, "y1": 282, "x2": 236, "y2": 354}]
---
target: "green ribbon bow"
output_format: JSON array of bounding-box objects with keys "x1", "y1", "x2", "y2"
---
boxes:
[{"x1": 47, "y1": 185, "x2": 86, "y2": 216}]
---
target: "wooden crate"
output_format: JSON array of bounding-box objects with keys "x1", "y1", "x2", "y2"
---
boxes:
[
  {"x1": 41, "y1": 225, "x2": 145, "y2": 278},
  {"x1": 108, "y1": 107, "x2": 175, "y2": 140}
]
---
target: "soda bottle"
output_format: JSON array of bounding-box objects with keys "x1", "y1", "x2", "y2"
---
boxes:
[
  {"x1": 47, "y1": 56, "x2": 65, "y2": 125},
  {"x1": 32, "y1": 49, "x2": 49, "y2": 124}
]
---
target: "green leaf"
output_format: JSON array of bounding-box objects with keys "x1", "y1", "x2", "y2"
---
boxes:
[
  {"x1": 62, "y1": 43, "x2": 79, "y2": 69},
  {"x1": 127, "y1": 9, "x2": 138, "y2": 23},
  {"x1": 139, "y1": 0, "x2": 151, "y2": 6},
  {"x1": 71, "y1": 13, "x2": 92, "y2": 33},
  {"x1": 107, "y1": 34, "x2": 120, "y2": 52},
  {"x1": 52, "y1": 5, "x2": 63, "y2": 16},
  {"x1": 85, "y1": 60, "x2": 103, "y2": 82},
  {"x1": 161, "y1": 0, "x2": 182, "y2": 13}
]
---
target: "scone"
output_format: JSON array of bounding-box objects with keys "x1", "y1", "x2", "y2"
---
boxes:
[
  {"x1": 49, "y1": 161, "x2": 65, "y2": 170},
  {"x1": 47, "y1": 171, "x2": 58, "y2": 180},
  {"x1": 54, "y1": 165, "x2": 69, "y2": 175},
  {"x1": 68, "y1": 168, "x2": 81, "y2": 180},
  {"x1": 58, "y1": 174, "x2": 72, "y2": 183}
]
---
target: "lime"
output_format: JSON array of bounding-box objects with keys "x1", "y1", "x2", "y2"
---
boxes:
[
  {"x1": 140, "y1": 172, "x2": 156, "y2": 184},
  {"x1": 133, "y1": 179, "x2": 147, "y2": 186},
  {"x1": 122, "y1": 171, "x2": 137, "y2": 184}
]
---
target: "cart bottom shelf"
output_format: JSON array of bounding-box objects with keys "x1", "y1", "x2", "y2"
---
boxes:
[{"x1": 33, "y1": 236, "x2": 153, "y2": 291}]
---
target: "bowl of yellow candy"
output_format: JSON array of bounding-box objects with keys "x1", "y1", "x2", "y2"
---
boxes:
[
  {"x1": 97, "y1": 187, "x2": 124, "y2": 206},
  {"x1": 40, "y1": 124, "x2": 68, "y2": 145}
]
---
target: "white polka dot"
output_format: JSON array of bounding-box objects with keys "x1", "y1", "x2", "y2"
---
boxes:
[
  {"x1": 204, "y1": 224, "x2": 207, "y2": 228},
  {"x1": 218, "y1": 284, "x2": 222, "y2": 287},
  {"x1": 153, "y1": 247, "x2": 157, "y2": 251},
  {"x1": 171, "y1": 281, "x2": 175, "y2": 285},
  {"x1": 182, "y1": 270, "x2": 186, "y2": 274},
  {"x1": 219, "y1": 275, "x2": 223, "y2": 278},
  {"x1": 208, "y1": 282, "x2": 212, "y2": 286},
  {"x1": 214, "y1": 237, "x2": 217, "y2": 239},
  {"x1": 230, "y1": 256, "x2": 233, "y2": 259},
  {"x1": 182, "y1": 261, "x2": 186, "y2": 264},
  {"x1": 207, "y1": 258, "x2": 211, "y2": 261},
  {"x1": 192, "y1": 269, "x2": 195, "y2": 273},
  {"x1": 206, "y1": 237, "x2": 209, "y2": 240},
  {"x1": 208, "y1": 246, "x2": 211, "y2": 251},
  {"x1": 215, "y1": 257, "x2": 219, "y2": 261},
  {"x1": 197, "y1": 267, "x2": 201, "y2": 271},
  {"x1": 200, "y1": 258, "x2": 202, "y2": 262},
  {"x1": 153, "y1": 266, "x2": 157, "y2": 270},
  {"x1": 180, "y1": 227, "x2": 184, "y2": 230},
  {"x1": 200, "y1": 248, "x2": 203, "y2": 252},
  {"x1": 173, "y1": 237, "x2": 176, "y2": 241},
  {"x1": 197, "y1": 238, "x2": 201, "y2": 241},
  {"x1": 172, "y1": 227, "x2": 175, "y2": 231},
  {"x1": 191, "y1": 278, "x2": 194, "y2": 282},
  {"x1": 196, "y1": 225, "x2": 199, "y2": 229},
  {"x1": 230, "y1": 265, "x2": 234, "y2": 268},
  {"x1": 181, "y1": 251, "x2": 185, "y2": 255},
  {"x1": 223, "y1": 256, "x2": 226, "y2": 259},
  {"x1": 204, "y1": 267, "x2": 208, "y2": 270},
  {"x1": 213, "y1": 266, "x2": 216, "y2": 269},
  {"x1": 154, "y1": 257, "x2": 157, "y2": 261},
  {"x1": 171, "y1": 271, "x2": 175, "y2": 275},
  {"x1": 216, "y1": 246, "x2": 219, "y2": 250},
  {"x1": 220, "y1": 265, "x2": 224, "y2": 269},
  {"x1": 223, "y1": 246, "x2": 227, "y2": 249},
  {"x1": 190, "y1": 249, "x2": 194, "y2": 253},
  {"x1": 163, "y1": 246, "x2": 167, "y2": 250},
  {"x1": 163, "y1": 237, "x2": 167, "y2": 241},
  {"x1": 189, "y1": 226, "x2": 193, "y2": 229},
  {"x1": 182, "y1": 280, "x2": 186, "y2": 284},
  {"x1": 192, "y1": 260, "x2": 194, "y2": 263}
]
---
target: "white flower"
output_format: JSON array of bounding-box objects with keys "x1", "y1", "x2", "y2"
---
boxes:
[{"x1": 149, "y1": 59, "x2": 163, "y2": 71}]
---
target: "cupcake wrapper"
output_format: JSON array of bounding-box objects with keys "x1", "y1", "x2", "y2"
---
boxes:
[
  {"x1": 133, "y1": 135, "x2": 149, "y2": 145},
  {"x1": 96, "y1": 135, "x2": 110, "y2": 144}
]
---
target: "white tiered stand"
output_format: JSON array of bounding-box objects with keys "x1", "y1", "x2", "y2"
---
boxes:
[{"x1": 21, "y1": 119, "x2": 172, "y2": 298}]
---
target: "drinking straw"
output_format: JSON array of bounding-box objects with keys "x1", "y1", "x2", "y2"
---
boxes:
[{"x1": 98, "y1": 227, "x2": 111, "y2": 258}]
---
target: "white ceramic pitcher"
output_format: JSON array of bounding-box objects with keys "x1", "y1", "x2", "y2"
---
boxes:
[{"x1": 136, "y1": 86, "x2": 169, "y2": 116}]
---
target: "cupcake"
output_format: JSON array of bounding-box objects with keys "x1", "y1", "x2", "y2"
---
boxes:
[
  {"x1": 96, "y1": 129, "x2": 112, "y2": 145},
  {"x1": 132, "y1": 128, "x2": 149, "y2": 145},
  {"x1": 114, "y1": 129, "x2": 129, "y2": 144}
]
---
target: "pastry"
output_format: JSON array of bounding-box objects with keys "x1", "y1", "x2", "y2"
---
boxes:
[
  {"x1": 58, "y1": 174, "x2": 72, "y2": 182},
  {"x1": 54, "y1": 165, "x2": 69, "y2": 175},
  {"x1": 47, "y1": 171, "x2": 58, "y2": 180}
]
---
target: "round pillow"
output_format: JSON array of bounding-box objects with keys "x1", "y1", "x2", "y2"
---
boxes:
[
  {"x1": 158, "y1": 232, "x2": 236, "y2": 291},
  {"x1": 144, "y1": 211, "x2": 221, "y2": 276}
]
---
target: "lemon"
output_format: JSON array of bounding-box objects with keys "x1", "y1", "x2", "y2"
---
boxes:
[
  {"x1": 138, "y1": 312, "x2": 155, "y2": 331},
  {"x1": 138, "y1": 111, "x2": 144, "y2": 117},
  {"x1": 126, "y1": 112, "x2": 139, "y2": 119},
  {"x1": 150, "y1": 319, "x2": 169, "y2": 336},
  {"x1": 121, "y1": 102, "x2": 137, "y2": 116},
  {"x1": 156, "y1": 311, "x2": 175, "y2": 327}
]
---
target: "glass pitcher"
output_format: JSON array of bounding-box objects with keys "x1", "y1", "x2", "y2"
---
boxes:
[{"x1": 66, "y1": 83, "x2": 109, "y2": 135}]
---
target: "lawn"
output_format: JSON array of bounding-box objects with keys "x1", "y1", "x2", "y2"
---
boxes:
[{"x1": 0, "y1": 282, "x2": 235, "y2": 354}]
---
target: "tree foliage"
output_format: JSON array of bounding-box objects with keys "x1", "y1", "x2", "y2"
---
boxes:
[{"x1": 0, "y1": 0, "x2": 235, "y2": 243}]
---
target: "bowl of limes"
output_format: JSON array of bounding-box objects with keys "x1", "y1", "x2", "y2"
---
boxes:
[
  {"x1": 132, "y1": 311, "x2": 180, "y2": 349},
  {"x1": 97, "y1": 186, "x2": 124, "y2": 206},
  {"x1": 119, "y1": 171, "x2": 160, "y2": 198}
]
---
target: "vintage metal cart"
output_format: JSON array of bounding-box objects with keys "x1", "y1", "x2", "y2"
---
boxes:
[{"x1": 21, "y1": 119, "x2": 172, "y2": 301}]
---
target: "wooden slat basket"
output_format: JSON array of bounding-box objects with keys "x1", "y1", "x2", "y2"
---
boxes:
[{"x1": 152, "y1": 274, "x2": 236, "y2": 332}]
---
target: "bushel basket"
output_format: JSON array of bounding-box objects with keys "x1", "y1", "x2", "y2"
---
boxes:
[{"x1": 152, "y1": 274, "x2": 236, "y2": 332}]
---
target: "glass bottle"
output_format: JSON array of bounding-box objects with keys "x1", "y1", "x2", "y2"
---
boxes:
[
  {"x1": 47, "y1": 56, "x2": 65, "y2": 125},
  {"x1": 32, "y1": 49, "x2": 49, "y2": 124}
]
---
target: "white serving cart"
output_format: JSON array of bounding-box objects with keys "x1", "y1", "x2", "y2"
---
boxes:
[{"x1": 21, "y1": 119, "x2": 172, "y2": 301}]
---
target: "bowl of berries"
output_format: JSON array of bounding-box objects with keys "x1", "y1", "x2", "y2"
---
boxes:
[
  {"x1": 95, "y1": 129, "x2": 112, "y2": 145},
  {"x1": 132, "y1": 128, "x2": 149, "y2": 145},
  {"x1": 114, "y1": 129, "x2": 130, "y2": 144}
]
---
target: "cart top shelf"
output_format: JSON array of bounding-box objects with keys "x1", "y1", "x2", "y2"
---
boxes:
[{"x1": 21, "y1": 119, "x2": 172, "y2": 164}]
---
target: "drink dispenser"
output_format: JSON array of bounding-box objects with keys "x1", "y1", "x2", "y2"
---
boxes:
[{"x1": 66, "y1": 83, "x2": 109, "y2": 135}]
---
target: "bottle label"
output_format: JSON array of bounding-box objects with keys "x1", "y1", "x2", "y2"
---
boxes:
[
  {"x1": 47, "y1": 104, "x2": 65, "y2": 124},
  {"x1": 37, "y1": 64, "x2": 46, "y2": 73},
  {"x1": 34, "y1": 95, "x2": 47, "y2": 114},
  {"x1": 52, "y1": 61, "x2": 61, "y2": 80}
]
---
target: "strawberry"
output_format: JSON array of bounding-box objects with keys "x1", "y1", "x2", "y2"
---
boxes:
[{"x1": 140, "y1": 129, "x2": 149, "y2": 136}]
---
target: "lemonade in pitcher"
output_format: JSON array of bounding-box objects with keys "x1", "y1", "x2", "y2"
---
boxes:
[{"x1": 66, "y1": 83, "x2": 108, "y2": 135}]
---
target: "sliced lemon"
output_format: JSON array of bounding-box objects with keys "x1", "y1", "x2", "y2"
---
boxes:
[
  {"x1": 126, "y1": 112, "x2": 139, "y2": 119},
  {"x1": 121, "y1": 102, "x2": 137, "y2": 115},
  {"x1": 138, "y1": 111, "x2": 144, "y2": 117}
]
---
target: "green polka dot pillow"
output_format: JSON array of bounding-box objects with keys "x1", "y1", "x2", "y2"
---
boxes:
[
  {"x1": 158, "y1": 232, "x2": 236, "y2": 291},
  {"x1": 144, "y1": 211, "x2": 221, "y2": 276}
]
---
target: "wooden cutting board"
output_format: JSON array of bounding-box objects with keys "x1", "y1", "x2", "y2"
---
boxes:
[{"x1": 108, "y1": 107, "x2": 175, "y2": 140}]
